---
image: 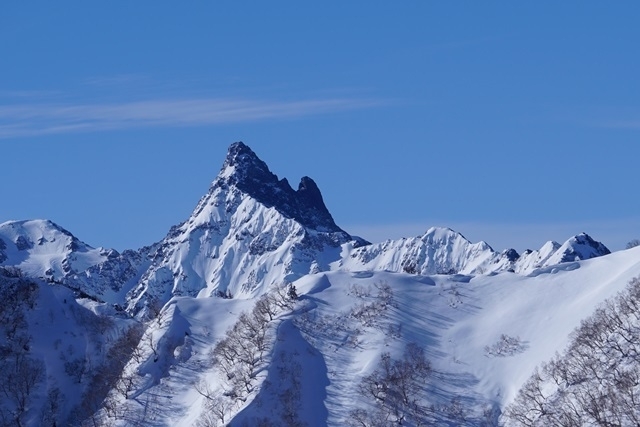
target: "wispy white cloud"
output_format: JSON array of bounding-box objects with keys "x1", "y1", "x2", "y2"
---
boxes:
[{"x1": 0, "y1": 97, "x2": 381, "y2": 138}]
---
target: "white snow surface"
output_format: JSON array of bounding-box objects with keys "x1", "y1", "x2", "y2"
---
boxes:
[
  {"x1": 104, "y1": 245, "x2": 640, "y2": 426},
  {"x1": 341, "y1": 227, "x2": 496, "y2": 275},
  {"x1": 0, "y1": 219, "x2": 107, "y2": 279}
]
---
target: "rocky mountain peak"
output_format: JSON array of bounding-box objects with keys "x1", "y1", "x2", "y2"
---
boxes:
[
  {"x1": 221, "y1": 141, "x2": 276, "y2": 187},
  {"x1": 213, "y1": 142, "x2": 345, "y2": 233},
  {"x1": 554, "y1": 232, "x2": 611, "y2": 263}
]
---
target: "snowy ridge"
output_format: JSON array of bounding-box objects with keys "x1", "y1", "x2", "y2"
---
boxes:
[
  {"x1": 341, "y1": 226, "x2": 611, "y2": 276},
  {"x1": 0, "y1": 219, "x2": 149, "y2": 304},
  {"x1": 1, "y1": 146, "x2": 609, "y2": 315},
  {"x1": 0, "y1": 219, "x2": 107, "y2": 279},
  {"x1": 341, "y1": 226, "x2": 497, "y2": 275},
  {"x1": 514, "y1": 232, "x2": 610, "y2": 274},
  {"x1": 511, "y1": 241, "x2": 561, "y2": 274},
  {"x1": 543, "y1": 232, "x2": 610, "y2": 265}
]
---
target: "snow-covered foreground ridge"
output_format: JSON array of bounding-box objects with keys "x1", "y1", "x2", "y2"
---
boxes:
[{"x1": 0, "y1": 141, "x2": 636, "y2": 426}]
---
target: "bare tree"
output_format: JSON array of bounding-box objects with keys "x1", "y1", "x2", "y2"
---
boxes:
[
  {"x1": 0, "y1": 353, "x2": 45, "y2": 427},
  {"x1": 353, "y1": 342, "x2": 431, "y2": 426},
  {"x1": 204, "y1": 282, "x2": 301, "y2": 419},
  {"x1": 254, "y1": 294, "x2": 279, "y2": 322},
  {"x1": 195, "y1": 380, "x2": 236, "y2": 427}
]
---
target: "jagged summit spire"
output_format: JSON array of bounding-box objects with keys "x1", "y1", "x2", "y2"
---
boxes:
[
  {"x1": 227, "y1": 141, "x2": 252, "y2": 158},
  {"x1": 214, "y1": 142, "x2": 346, "y2": 233},
  {"x1": 222, "y1": 142, "x2": 273, "y2": 182}
]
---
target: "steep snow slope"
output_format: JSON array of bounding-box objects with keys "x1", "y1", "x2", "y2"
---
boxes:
[
  {"x1": 126, "y1": 142, "x2": 366, "y2": 316},
  {"x1": 541, "y1": 232, "x2": 610, "y2": 265},
  {"x1": 106, "y1": 245, "x2": 640, "y2": 426},
  {"x1": 299, "y1": 250, "x2": 640, "y2": 425}
]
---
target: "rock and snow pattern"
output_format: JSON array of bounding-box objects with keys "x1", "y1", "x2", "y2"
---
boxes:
[
  {"x1": 0, "y1": 141, "x2": 631, "y2": 427},
  {"x1": 342, "y1": 226, "x2": 611, "y2": 276},
  {"x1": 0, "y1": 219, "x2": 148, "y2": 303},
  {"x1": 342, "y1": 226, "x2": 498, "y2": 275},
  {"x1": 126, "y1": 142, "x2": 366, "y2": 316}
]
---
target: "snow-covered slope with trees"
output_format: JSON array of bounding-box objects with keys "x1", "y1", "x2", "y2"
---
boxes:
[
  {"x1": 99, "y1": 246, "x2": 640, "y2": 426},
  {"x1": 0, "y1": 141, "x2": 633, "y2": 426},
  {"x1": 0, "y1": 267, "x2": 140, "y2": 426}
]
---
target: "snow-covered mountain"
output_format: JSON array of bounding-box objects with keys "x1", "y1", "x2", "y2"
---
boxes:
[
  {"x1": 0, "y1": 219, "x2": 107, "y2": 279},
  {"x1": 126, "y1": 142, "x2": 367, "y2": 316},
  {"x1": 512, "y1": 232, "x2": 610, "y2": 273},
  {"x1": 342, "y1": 226, "x2": 497, "y2": 275},
  {"x1": 0, "y1": 219, "x2": 148, "y2": 304},
  {"x1": 0, "y1": 141, "x2": 632, "y2": 427},
  {"x1": 341, "y1": 226, "x2": 610, "y2": 276}
]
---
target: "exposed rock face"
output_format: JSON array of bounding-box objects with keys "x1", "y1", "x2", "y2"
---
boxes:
[{"x1": 211, "y1": 142, "x2": 345, "y2": 232}]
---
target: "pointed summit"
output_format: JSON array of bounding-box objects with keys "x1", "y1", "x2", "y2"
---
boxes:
[
  {"x1": 127, "y1": 141, "x2": 365, "y2": 312},
  {"x1": 297, "y1": 176, "x2": 325, "y2": 214},
  {"x1": 226, "y1": 140, "x2": 257, "y2": 164},
  {"x1": 552, "y1": 232, "x2": 611, "y2": 264},
  {"x1": 214, "y1": 142, "x2": 344, "y2": 232},
  {"x1": 220, "y1": 141, "x2": 277, "y2": 187}
]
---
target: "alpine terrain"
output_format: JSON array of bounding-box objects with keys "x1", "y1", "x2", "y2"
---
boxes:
[{"x1": 1, "y1": 142, "x2": 637, "y2": 427}]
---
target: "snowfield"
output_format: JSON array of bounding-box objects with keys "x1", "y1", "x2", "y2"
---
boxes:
[{"x1": 105, "y1": 245, "x2": 640, "y2": 426}]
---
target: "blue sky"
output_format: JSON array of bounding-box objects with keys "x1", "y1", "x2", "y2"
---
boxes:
[{"x1": 1, "y1": 2, "x2": 639, "y2": 252}]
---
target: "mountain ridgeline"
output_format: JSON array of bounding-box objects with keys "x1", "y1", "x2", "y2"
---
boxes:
[
  {"x1": 0, "y1": 142, "x2": 624, "y2": 427},
  {"x1": 0, "y1": 142, "x2": 610, "y2": 315}
]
